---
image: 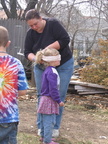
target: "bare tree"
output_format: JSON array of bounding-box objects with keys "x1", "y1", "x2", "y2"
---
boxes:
[
  {"x1": 21, "y1": 0, "x2": 38, "y2": 19},
  {"x1": 88, "y1": 0, "x2": 108, "y2": 21},
  {"x1": 0, "y1": 0, "x2": 61, "y2": 19},
  {"x1": 0, "y1": 0, "x2": 38, "y2": 19},
  {"x1": 1, "y1": 0, "x2": 17, "y2": 18}
]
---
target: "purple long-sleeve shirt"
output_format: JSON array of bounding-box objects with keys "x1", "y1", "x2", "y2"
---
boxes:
[{"x1": 41, "y1": 66, "x2": 61, "y2": 104}]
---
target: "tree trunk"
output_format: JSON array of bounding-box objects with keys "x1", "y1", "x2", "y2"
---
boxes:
[
  {"x1": 10, "y1": 0, "x2": 17, "y2": 18},
  {"x1": 21, "y1": 0, "x2": 38, "y2": 20},
  {"x1": 1, "y1": 0, "x2": 11, "y2": 18}
]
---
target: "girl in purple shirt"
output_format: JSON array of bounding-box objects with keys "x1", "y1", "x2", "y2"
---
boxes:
[{"x1": 35, "y1": 48, "x2": 64, "y2": 144}]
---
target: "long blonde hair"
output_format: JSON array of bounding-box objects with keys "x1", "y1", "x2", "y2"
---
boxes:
[{"x1": 35, "y1": 48, "x2": 60, "y2": 66}]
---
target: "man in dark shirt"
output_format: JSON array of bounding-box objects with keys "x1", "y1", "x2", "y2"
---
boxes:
[{"x1": 24, "y1": 9, "x2": 74, "y2": 137}]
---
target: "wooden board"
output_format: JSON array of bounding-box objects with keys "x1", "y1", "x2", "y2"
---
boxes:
[
  {"x1": 69, "y1": 81, "x2": 108, "y2": 95},
  {"x1": 70, "y1": 80, "x2": 108, "y2": 89}
]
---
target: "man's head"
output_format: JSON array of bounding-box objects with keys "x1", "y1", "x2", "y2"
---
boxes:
[
  {"x1": 25, "y1": 9, "x2": 41, "y2": 21},
  {"x1": 25, "y1": 9, "x2": 46, "y2": 33}
]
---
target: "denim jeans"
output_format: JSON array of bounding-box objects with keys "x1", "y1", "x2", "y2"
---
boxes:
[
  {"x1": 34, "y1": 57, "x2": 74, "y2": 129},
  {"x1": 0, "y1": 122, "x2": 18, "y2": 144},
  {"x1": 40, "y1": 114, "x2": 56, "y2": 143}
]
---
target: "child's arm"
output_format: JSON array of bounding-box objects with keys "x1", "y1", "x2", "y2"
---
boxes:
[
  {"x1": 18, "y1": 90, "x2": 27, "y2": 96},
  {"x1": 59, "y1": 102, "x2": 64, "y2": 107},
  {"x1": 17, "y1": 60, "x2": 29, "y2": 95}
]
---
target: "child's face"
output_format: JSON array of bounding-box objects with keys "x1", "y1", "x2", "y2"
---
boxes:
[{"x1": 49, "y1": 60, "x2": 60, "y2": 67}]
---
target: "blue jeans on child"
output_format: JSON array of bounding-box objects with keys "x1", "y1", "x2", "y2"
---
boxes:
[
  {"x1": 34, "y1": 57, "x2": 74, "y2": 129},
  {"x1": 0, "y1": 122, "x2": 18, "y2": 144},
  {"x1": 40, "y1": 114, "x2": 56, "y2": 143}
]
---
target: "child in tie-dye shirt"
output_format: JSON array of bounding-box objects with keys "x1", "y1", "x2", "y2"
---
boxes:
[{"x1": 0, "y1": 26, "x2": 28, "y2": 144}]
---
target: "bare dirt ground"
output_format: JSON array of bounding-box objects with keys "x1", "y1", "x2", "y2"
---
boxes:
[{"x1": 18, "y1": 89, "x2": 108, "y2": 144}]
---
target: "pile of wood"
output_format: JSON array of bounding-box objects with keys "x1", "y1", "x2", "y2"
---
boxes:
[{"x1": 69, "y1": 80, "x2": 108, "y2": 95}]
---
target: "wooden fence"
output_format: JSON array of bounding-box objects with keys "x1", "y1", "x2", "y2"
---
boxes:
[
  {"x1": 0, "y1": 19, "x2": 34, "y2": 81},
  {"x1": 0, "y1": 19, "x2": 29, "y2": 65}
]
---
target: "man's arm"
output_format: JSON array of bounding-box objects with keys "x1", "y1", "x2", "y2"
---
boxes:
[{"x1": 18, "y1": 90, "x2": 27, "y2": 96}]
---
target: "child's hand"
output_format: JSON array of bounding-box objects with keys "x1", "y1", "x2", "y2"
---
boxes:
[{"x1": 59, "y1": 102, "x2": 64, "y2": 107}]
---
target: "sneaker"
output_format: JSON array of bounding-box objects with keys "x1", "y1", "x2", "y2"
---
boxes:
[
  {"x1": 43, "y1": 141, "x2": 59, "y2": 144},
  {"x1": 40, "y1": 137, "x2": 56, "y2": 142},
  {"x1": 37, "y1": 129, "x2": 41, "y2": 136},
  {"x1": 52, "y1": 129, "x2": 59, "y2": 137},
  {"x1": 40, "y1": 137, "x2": 43, "y2": 142}
]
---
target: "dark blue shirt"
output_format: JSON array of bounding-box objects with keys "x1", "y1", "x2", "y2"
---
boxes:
[{"x1": 24, "y1": 18, "x2": 72, "y2": 66}]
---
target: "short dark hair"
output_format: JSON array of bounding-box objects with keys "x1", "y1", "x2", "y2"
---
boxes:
[
  {"x1": 0, "y1": 26, "x2": 9, "y2": 47},
  {"x1": 25, "y1": 9, "x2": 41, "y2": 21}
]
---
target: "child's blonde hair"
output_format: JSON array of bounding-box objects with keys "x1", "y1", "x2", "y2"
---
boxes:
[
  {"x1": 0, "y1": 26, "x2": 9, "y2": 47},
  {"x1": 35, "y1": 48, "x2": 60, "y2": 66}
]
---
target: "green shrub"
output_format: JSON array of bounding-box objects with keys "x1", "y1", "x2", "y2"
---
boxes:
[{"x1": 80, "y1": 39, "x2": 108, "y2": 86}]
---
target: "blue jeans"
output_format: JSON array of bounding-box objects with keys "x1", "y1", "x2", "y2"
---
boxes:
[
  {"x1": 34, "y1": 57, "x2": 74, "y2": 129},
  {"x1": 0, "y1": 122, "x2": 18, "y2": 144},
  {"x1": 40, "y1": 114, "x2": 56, "y2": 143}
]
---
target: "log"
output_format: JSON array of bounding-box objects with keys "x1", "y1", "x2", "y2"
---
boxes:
[
  {"x1": 69, "y1": 80, "x2": 108, "y2": 95},
  {"x1": 78, "y1": 91, "x2": 108, "y2": 95},
  {"x1": 70, "y1": 80, "x2": 108, "y2": 89}
]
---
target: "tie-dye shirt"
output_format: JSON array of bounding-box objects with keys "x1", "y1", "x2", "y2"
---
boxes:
[{"x1": 0, "y1": 55, "x2": 28, "y2": 123}]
